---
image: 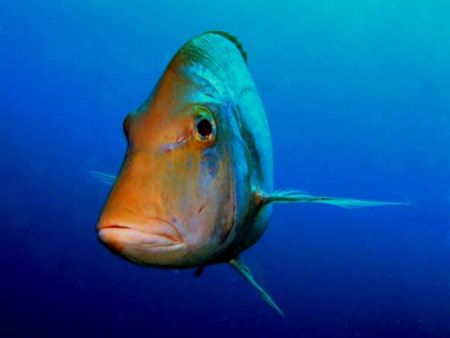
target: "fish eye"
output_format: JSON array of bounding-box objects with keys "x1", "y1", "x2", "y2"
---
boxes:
[{"x1": 193, "y1": 109, "x2": 216, "y2": 143}]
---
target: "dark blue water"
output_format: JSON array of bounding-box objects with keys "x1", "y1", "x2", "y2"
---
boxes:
[{"x1": 2, "y1": 1, "x2": 449, "y2": 337}]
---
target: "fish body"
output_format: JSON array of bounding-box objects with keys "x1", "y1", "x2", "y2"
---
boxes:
[
  {"x1": 93, "y1": 32, "x2": 406, "y2": 315},
  {"x1": 97, "y1": 32, "x2": 272, "y2": 268}
]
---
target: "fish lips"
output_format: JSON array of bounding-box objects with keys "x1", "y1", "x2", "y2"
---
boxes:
[{"x1": 97, "y1": 220, "x2": 187, "y2": 263}]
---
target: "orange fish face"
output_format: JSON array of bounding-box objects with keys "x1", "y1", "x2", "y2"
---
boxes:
[{"x1": 97, "y1": 67, "x2": 236, "y2": 267}]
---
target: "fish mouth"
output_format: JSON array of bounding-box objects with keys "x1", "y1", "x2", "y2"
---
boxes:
[{"x1": 97, "y1": 219, "x2": 185, "y2": 250}]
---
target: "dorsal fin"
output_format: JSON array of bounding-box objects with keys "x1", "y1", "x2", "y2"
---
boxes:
[{"x1": 206, "y1": 31, "x2": 248, "y2": 63}]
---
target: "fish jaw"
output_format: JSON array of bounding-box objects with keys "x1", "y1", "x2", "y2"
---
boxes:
[{"x1": 97, "y1": 220, "x2": 188, "y2": 266}]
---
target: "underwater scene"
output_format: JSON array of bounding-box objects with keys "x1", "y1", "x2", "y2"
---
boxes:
[{"x1": 1, "y1": 1, "x2": 449, "y2": 337}]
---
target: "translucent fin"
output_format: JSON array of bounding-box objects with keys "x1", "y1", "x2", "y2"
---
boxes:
[
  {"x1": 258, "y1": 190, "x2": 408, "y2": 209},
  {"x1": 87, "y1": 170, "x2": 116, "y2": 186},
  {"x1": 229, "y1": 257, "x2": 284, "y2": 317}
]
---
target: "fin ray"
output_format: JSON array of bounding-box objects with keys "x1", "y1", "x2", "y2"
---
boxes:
[
  {"x1": 87, "y1": 170, "x2": 116, "y2": 186},
  {"x1": 229, "y1": 257, "x2": 284, "y2": 317},
  {"x1": 258, "y1": 190, "x2": 408, "y2": 209}
]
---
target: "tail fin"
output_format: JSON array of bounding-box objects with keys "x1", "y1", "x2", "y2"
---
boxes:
[
  {"x1": 87, "y1": 170, "x2": 116, "y2": 186},
  {"x1": 229, "y1": 257, "x2": 284, "y2": 317},
  {"x1": 257, "y1": 190, "x2": 408, "y2": 209}
]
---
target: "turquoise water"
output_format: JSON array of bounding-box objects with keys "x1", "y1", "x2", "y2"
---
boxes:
[{"x1": 1, "y1": 1, "x2": 449, "y2": 337}]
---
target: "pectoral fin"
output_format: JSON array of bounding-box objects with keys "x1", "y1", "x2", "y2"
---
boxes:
[
  {"x1": 87, "y1": 170, "x2": 116, "y2": 186},
  {"x1": 194, "y1": 266, "x2": 205, "y2": 277},
  {"x1": 256, "y1": 189, "x2": 408, "y2": 209},
  {"x1": 229, "y1": 257, "x2": 284, "y2": 317}
]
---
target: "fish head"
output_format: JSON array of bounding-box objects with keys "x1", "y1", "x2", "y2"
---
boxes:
[{"x1": 96, "y1": 33, "x2": 253, "y2": 267}]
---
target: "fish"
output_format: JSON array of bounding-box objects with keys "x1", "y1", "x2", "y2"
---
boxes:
[{"x1": 91, "y1": 31, "x2": 406, "y2": 316}]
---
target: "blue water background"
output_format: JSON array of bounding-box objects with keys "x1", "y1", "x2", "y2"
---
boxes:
[{"x1": 1, "y1": 1, "x2": 449, "y2": 337}]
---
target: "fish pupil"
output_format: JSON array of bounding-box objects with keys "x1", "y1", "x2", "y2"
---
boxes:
[{"x1": 197, "y1": 118, "x2": 212, "y2": 138}]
